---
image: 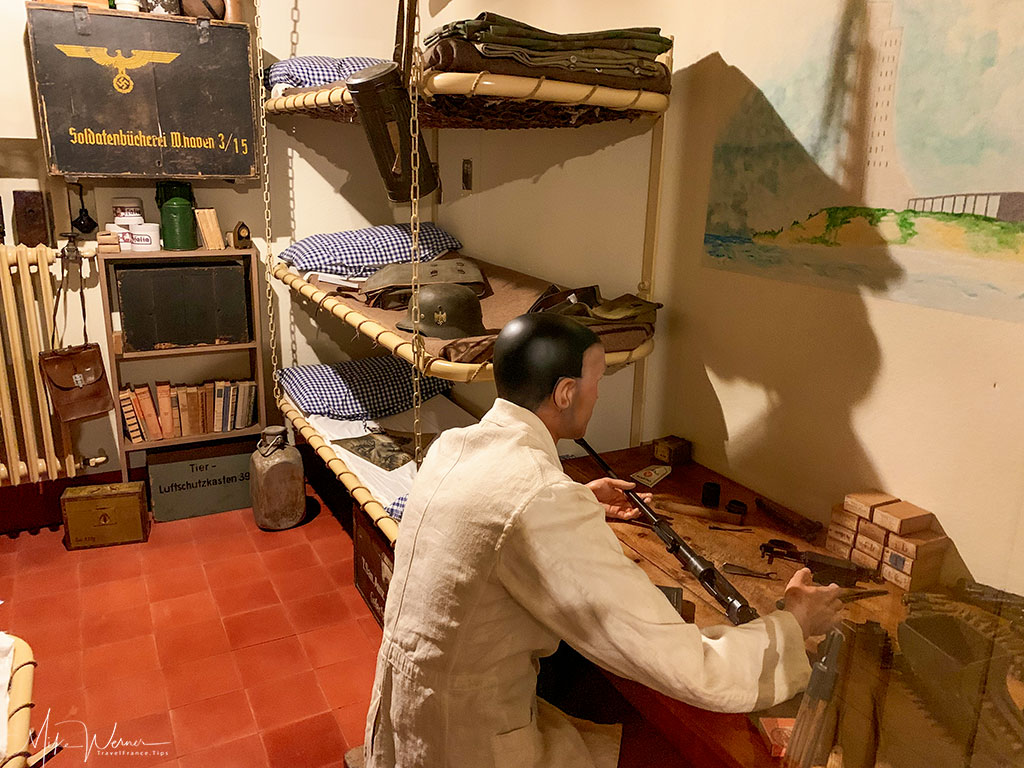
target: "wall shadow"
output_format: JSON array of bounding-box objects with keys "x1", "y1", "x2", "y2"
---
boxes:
[{"x1": 654, "y1": 44, "x2": 905, "y2": 516}]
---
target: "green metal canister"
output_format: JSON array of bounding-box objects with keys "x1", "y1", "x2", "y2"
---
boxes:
[{"x1": 160, "y1": 197, "x2": 197, "y2": 250}]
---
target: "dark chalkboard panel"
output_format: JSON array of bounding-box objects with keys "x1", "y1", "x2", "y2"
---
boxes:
[
  {"x1": 115, "y1": 261, "x2": 252, "y2": 351},
  {"x1": 26, "y1": 3, "x2": 257, "y2": 179}
]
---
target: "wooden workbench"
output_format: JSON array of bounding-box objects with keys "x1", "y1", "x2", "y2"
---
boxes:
[{"x1": 561, "y1": 445, "x2": 909, "y2": 768}]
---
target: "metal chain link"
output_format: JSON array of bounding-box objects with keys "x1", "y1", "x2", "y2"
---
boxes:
[
  {"x1": 408, "y1": 1, "x2": 424, "y2": 467},
  {"x1": 253, "y1": 0, "x2": 281, "y2": 403}
]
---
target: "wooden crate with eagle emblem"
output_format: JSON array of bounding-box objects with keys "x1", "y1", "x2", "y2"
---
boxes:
[{"x1": 26, "y1": 2, "x2": 256, "y2": 179}]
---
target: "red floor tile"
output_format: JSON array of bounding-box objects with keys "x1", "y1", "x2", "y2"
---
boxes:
[
  {"x1": 81, "y1": 576, "x2": 149, "y2": 613},
  {"x1": 140, "y1": 541, "x2": 201, "y2": 575},
  {"x1": 261, "y1": 712, "x2": 346, "y2": 768},
  {"x1": 13, "y1": 590, "x2": 82, "y2": 628},
  {"x1": 86, "y1": 710, "x2": 176, "y2": 767},
  {"x1": 223, "y1": 604, "x2": 294, "y2": 650},
  {"x1": 315, "y1": 659, "x2": 377, "y2": 711},
  {"x1": 169, "y1": 689, "x2": 257, "y2": 756},
  {"x1": 187, "y1": 511, "x2": 248, "y2": 540},
  {"x1": 260, "y1": 543, "x2": 320, "y2": 575},
  {"x1": 324, "y1": 557, "x2": 356, "y2": 587},
  {"x1": 194, "y1": 533, "x2": 257, "y2": 563},
  {"x1": 150, "y1": 590, "x2": 219, "y2": 632},
  {"x1": 284, "y1": 592, "x2": 351, "y2": 634},
  {"x1": 82, "y1": 605, "x2": 153, "y2": 647},
  {"x1": 233, "y1": 636, "x2": 312, "y2": 687},
  {"x1": 14, "y1": 533, "x2": 71, "y2": 573},
  {"x1": 297, "y1": 621, "x2": 374, "y2": 669},
  {"x1": 302, "y1": 513, "x2": 342, "y2": 541},
  {"x1": 145, "y1": 565, "x2": 209, "y2": 603},
  {"x1": 310, "y1": 535, "x2": 354, "y2": 565},
  {"x1": 203, "y1": 552, "x2": 269, "y2": 591},
  {"x1": 249, "y1": 524, "x2": 310, "y2": 552},
  {"x1": 357, "y1": 616, "x2": 383, "y2": 647},
  {"x1": 14, "y1": 620, "x2": 82, "y2": 660},
  {"x1": 32, "y1": 648, "x2": 84, "y2": 701},
  {"x1": 164, "y1": 652, "x2": 243, "y2": 709},
  {"x1": 155, "y1": 618, "x2": 231, "y2": 667},
  {"x1": 177, "y1": 734, "x2": 267, "y2": 768},
  {"x1": 268, "y1": 563, "x2": 337, "y2": 602},
  {"x1": 145, "y1": 519, "x2": 195, "y2": 548},
  {"x1": 212, "y1": 578, "x2": 280, "y2": 617},
  {"x1": 84, "y1": 667, "x2": 169, "y2": 725},
  {"x1": 82, "y1": 635, "x2": 160, "y2": 688},
  {"x1": 335, "y1": 702, "x2": 369, "y2": 751},
  {"x1": 79, "y1": 552, "x2": 143, "y2": 588},
  {"x1": 338, "y1": 585, "x2": 373, "y2": 620},
  {"x1": 246, "y1": 670, "x2": 331, "y2": 731},
  {"x1": 12, "y1": 562, "x2": 80, "y2": 599}
]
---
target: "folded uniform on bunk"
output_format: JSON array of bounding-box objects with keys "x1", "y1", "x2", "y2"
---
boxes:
[
  {"x1": 264, "y1": 54, "x2": 387, "y2": 94},
  {"x1": 423, "y1": 11, "x2": 673, "y2": 94},
  {"x1": 279, "y1": 223, "x2": 462, "y2": 278}
]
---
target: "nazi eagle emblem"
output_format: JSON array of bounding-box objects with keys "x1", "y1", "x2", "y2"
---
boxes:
[
  {"x1": 433, "y1": 307, "x2": 447, "y2": 326},
  {"x1": 54, "y1": 45, "x2": 180, "y2": 94}
]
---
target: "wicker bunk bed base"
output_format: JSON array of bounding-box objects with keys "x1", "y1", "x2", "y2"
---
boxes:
[
  {"x1": 265, "y1": 70, "x2": 665, "y2": 129},
  {"x1": 280, "y1": 396, "x2": 399, "y2": 546},
  {"x1": 3, "y1": 637, "x2": 36, "y2": 768},
  {"x1": 273, "y1": 262, "x2": 655, "y2": 382}
]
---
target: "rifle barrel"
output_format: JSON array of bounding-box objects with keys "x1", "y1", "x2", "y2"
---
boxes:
[{"x1": 574, "y1": 439, "x2": 760, "y2": 625}]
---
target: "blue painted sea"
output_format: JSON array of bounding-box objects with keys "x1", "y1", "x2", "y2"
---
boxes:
[{"x1": 703, "y1": 233, "x2": 1024, "y2": 323}]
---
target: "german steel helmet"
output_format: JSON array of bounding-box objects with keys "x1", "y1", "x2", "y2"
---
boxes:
[{"x1": 397, "y1": 283, "x2": 486, "y2": 339}]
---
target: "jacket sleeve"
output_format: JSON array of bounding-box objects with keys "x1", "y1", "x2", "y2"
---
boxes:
[{"x1": 494, "y1": 481, "x2": 811, "y2": 713}]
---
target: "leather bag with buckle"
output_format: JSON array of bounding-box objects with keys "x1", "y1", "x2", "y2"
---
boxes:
[{"x1": 38, "y1": 249, "x2": 115, "y2": 423}]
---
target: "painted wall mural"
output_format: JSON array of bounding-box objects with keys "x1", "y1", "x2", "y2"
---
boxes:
[{"x1": 704, "y1": 0, "x2": 1024, "y2": 322}]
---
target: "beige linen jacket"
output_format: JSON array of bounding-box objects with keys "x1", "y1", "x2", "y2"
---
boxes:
[{"x1": 365, "y1": 399, "x2": 811, "y2": 768}]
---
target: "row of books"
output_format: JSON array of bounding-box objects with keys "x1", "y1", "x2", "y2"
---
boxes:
[{"x1": 119, "y1": 380, "x2": 259, "y2": 444}]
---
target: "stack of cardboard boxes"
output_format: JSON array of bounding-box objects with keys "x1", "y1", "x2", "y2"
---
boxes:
[{"x1": 827, "y1": 492, "x2": 950, "y2": 591}]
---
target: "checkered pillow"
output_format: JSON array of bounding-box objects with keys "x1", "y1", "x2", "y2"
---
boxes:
[
  {"x1": 264, "y1": 55, "x2": 387, "y2": 91},
  {"x1": 281, "y1": 223, "x2": 462, "y2": 278},
  {"x1": 278, "y1": 357, "x2": 453, "y2": 421},
  {"x1": 386, "y1": 495, "x2": 407, "y2": 521}
]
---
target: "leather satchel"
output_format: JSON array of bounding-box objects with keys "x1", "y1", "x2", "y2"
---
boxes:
[
  {"x1": 39, "y1": 344, "x2": 115, "y2": 423},
  {"x1": 38, "y1": 251, "x2": 115, "y2": 423},
  {"x1": 359, "y1": 257, "x2": 489, "y2": 309}
]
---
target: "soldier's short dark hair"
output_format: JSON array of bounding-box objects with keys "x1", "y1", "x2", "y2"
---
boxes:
[{"x1": 493, "y1": 314, "x2": 601, "y2": 411}]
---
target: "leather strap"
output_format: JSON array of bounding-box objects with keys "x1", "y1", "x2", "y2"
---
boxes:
[{"x1": 50, "y1": 255, "x2": 89, "y2": 349}]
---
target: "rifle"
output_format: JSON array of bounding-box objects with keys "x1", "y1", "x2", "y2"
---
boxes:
[{"x1": 575, "y1": 438, "x2": 759, "y2": 625}]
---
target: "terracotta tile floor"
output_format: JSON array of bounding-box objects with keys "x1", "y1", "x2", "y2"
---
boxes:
[{"x1": 0, "y1": 497, "x2": 380, "y2": 767}]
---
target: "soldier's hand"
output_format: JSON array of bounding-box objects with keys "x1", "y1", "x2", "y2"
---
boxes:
[
  {"x1": 586, "y1": 477, "x2": 651, "y2": 520},
  {"x1": 781, "y1": 568, "x2": 842, "y2": 639}
]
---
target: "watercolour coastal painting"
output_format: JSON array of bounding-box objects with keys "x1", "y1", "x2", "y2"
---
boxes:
[{"x1": 704, "y1": 0, "x2": 1024, "y2": 323}]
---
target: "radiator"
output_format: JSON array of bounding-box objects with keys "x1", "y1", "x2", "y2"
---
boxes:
[{"x1": 0, "y1": 244, "x2": 76, "y2": 486}]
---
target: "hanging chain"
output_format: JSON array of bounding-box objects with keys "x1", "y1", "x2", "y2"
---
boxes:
[
  {"x1": 253, "y1": 0, "x2": 281, "y2": 403},
  {"x1": 408, "y1": 1, "x2": 425, "y2": 467}
]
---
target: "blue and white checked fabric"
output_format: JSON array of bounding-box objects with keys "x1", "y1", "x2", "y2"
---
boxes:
[
  {"x1": 278, "y1": 356, "x2": 453, "y2": 421},
  {"x1": 280, "y1": 223, "x2": 462, "y2": 278},
  {"x1": 385, "y1": 494, "x2": 407, "y2": 521},
  {"x1": 264, "y1": 55, "x2": 387, "y2": 91}
]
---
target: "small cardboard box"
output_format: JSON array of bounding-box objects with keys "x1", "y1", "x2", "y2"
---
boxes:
[
  {"x1": 827, "y1": 523, "x2": 856, "y2": 547},
  {"x1": 843, "y1": 491, "x2": 899, "y2": 519},
  {"x1": 825, "y1": 536, "x2": 853, "y2": 560},
  {"x1": 881, "y1": 561, "x2": 939, "y2": 592},
  {"x1": 830, "y1": 504, "x2": 860, "y2": 531},
  {"x1": 61, "y1": 482, "x2": 150, "y2": 550},
  {"x1": 855, "y1": 533, "x2": 885, "y2": 560},
  {"x1": 856, "y1": 518, "x2": 889, "y2": 544},
  {"x1": 850, "y1": 547, "x2": 881, "y2": 571},
  {"x1": 652, "y1": 435, "x2": 691, "y2": 466},
  {"x1": 888, "y1": 528, "x2": 949, "y2": 560},
  {"x1": 872, "y1": 500, "x2": 935, "y2": 536}
]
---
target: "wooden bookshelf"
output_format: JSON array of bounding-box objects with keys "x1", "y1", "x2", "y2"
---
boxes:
[{"x1": 98, "y1": 248, "x2": 267, "y2": 481}]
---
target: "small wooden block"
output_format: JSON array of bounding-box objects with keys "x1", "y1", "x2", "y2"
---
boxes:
[
  {"x1": 849, "y1": 547, "x2": 881, "y2": 571},
  {"x1": 830, "y1": 504, "x2": 860, "y2": 531},
  {"x1": 871, "y1": 500, "x2": 934, "y2": 536},
  {"x1": 887, "y1": 528, "x2": 948, "y2": 560},
  {"x1": 881, "y1": 561, "x2": 939, "y2": 592},
  {"x1": 825, "y1": 536, "x2": 853, "y2": 559},
  {"x1": 856, "y1": 518, "x2": 889, "y2": 544},
  {"x1": 854, "y1": 533, "x2": 884, "y2": 560},
  {"x1": 843, "y1": 491, "x2": 899, "y2": 519},
  {"x1": 827, "y1": 523, "x2": 856, "y2": 547},
  {"x1": 652, "y1": 435, "x2": 691, "y2": 466},
  {"x1": 97, "y1": 243, "x2": 121, "y2": 253},
  {"x1": 97, "y1": 231, "x2": 119, "y2": 244}
]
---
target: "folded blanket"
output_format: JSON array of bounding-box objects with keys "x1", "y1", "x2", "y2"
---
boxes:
[
  {"x1": 264, "y1": 55, "x2": 387, "y2": 91},
  {"x1": 478, "y1": 42, "x2": 665, "y2": 77},
  {"x1": 425, "y1": 38, "x2": 671, "y2": 94},
  {"x1": 425, "y1": 12, "x2": 672, "y2": 54},
  {"x1": 281, "y1": 223, "x2": 462, "y2": 278}
]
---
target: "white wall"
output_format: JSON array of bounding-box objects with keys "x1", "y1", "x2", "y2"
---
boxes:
[{"x1": 2, "y1": 1, "x2": 1020, "y2": 593}]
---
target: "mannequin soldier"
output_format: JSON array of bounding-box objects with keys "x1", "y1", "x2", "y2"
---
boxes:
[{"x1": 365, "y1": 313, "x2": 841, "y2": 768}]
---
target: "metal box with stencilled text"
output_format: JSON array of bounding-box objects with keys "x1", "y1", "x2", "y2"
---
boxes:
[
  {"x1": 354, "y1": 511, "x2": 394, "y2": 627},
  {"x1": 26, "y1": 2, "x2": 256, "y2": 179},
  {"x1": 61, "y1": 481, "x2": 151, "y2": 550},
  {"x1": 148, "y1": 440, "x2": 256, "y2": 522}
]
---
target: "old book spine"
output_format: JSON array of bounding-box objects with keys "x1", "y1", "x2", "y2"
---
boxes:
[
  {"x1": 186, "y1": 387, "x2": 201, "y2": 435},
  {"x1": 137, "y1": 385, "x2": 163, "y2": 442},
  {"x1": 214, "y1": 381, "x2": 225, "y2": 432},
  {"x1": 156, "y1": 381, "x2": 173, "y2": 439},
  {"x1": 170, "y1": 387, "x2": 182, "y2": 438},
  {"x1": 129, "y1": 388, "x2": 148, "y2": 442},
  {"x1": 177, "y1": 385, "x2": 191, "y2": 436},
  {"x1": 204, "y1": 381, "x2": 216, "y2": 433},
  {"x1": 120, "y1": 388, "x2": 144, "y2": 444}
]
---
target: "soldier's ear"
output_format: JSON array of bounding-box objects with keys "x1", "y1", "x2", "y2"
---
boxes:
[{"x1": 552, "y1": 376, "x2": 576, "y2": 411}]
